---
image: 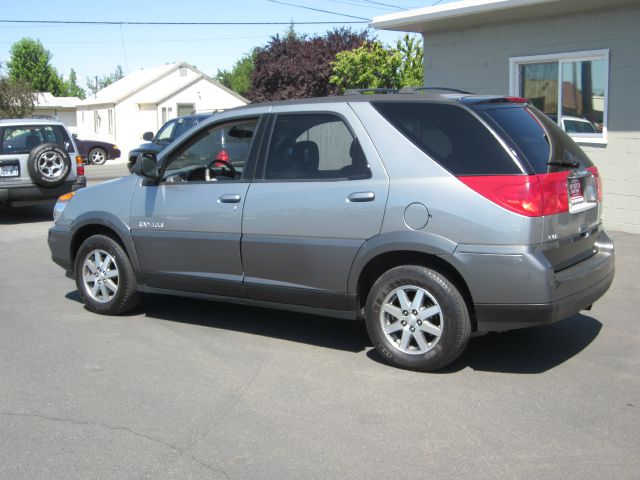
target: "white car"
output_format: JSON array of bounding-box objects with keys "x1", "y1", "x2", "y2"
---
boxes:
[{"x1": 561, "y1": 116, "x2": 599, "y2": 134}]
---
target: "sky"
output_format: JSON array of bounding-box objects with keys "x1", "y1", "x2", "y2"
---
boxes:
[{"x1": 0, "y1": 0, "x2": 453, "y2": 92}]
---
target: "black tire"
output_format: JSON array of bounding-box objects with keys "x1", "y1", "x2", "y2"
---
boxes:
[
  {"x1": 365, "y1": 265, "x2": 471, "y2": 371},
  {"x1": 88, "y1": 147, "x2": 107, "y2": 165},
  {"x1": 27, "y1": 143, "x2": 71, "y2": 188},
  {"x1": 74, "y1": 234, "x2": 139, "y2": 315}
]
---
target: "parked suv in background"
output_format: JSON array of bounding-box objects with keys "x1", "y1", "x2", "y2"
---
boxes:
[
  {"x1": 127, "y1": 114, "x2": 211, "y2": 171},
  {"x1": 48, "y1": 90, "x2": 614, "y2": 371},
  {"x1": 1, "y1": 119, "x2": 85, "y2": 207}
]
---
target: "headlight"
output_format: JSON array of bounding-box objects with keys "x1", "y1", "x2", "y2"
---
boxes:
[{"x1": 53, "y1": 192, "x2": 74, "y2": 222}]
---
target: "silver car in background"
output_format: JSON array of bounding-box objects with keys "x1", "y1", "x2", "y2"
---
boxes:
[{"x1": 47, "y1": 91, "x2": 614, "y2": 371}]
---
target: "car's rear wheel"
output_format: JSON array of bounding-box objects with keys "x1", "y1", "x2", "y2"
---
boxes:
[
  {"x1": 365, "y1": 265, "x2": 471, "y2": 371},
  {"x1": 75, "y1": 235, "x2": 139, "y2": 315},
  {"x1": 88, "y1": 147, "x2": 107, "y2": 165}
]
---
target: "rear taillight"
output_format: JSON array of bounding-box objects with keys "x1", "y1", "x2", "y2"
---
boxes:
[
  {"x1": 458, "y1": 175, "x2": 544, "y2": 217},
  {"x1": 458, "y1": 172, "x2": 574, "y2": 217},
  {"x1": 76, "y1": 155, "x2": 85, "y2": 176}
]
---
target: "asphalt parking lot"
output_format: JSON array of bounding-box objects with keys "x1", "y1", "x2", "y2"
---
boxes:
[{"x1": 0, "y1": 171, "x2": 638, "y2": 479}]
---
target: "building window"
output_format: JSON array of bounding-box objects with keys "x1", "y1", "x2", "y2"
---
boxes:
[
  {"x1": 509, "y1": 50, "x2": 609, "y2": 144},
  {"x1": 161, "y1": 107, "x2": 173, "y2": 124},
  {"x1": 108, "y1": 109, "x2": 114, "y2": 134},
  {"x1": 94, "y1": 111, "x2": 101, "y2": 134}
]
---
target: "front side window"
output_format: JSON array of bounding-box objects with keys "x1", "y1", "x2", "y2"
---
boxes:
[
  {"x1": 162, "y1": 118, "x2": 258, "y2": 183},
  {"x1": 155, "y1": 119, "x2": 177, "y2": 144},
  {"x1": 265, "y1": 114, "x2": 370, "y2": 180},
  {"x1": 510, "y1": 50, "x2": 608, "y2": 143}
]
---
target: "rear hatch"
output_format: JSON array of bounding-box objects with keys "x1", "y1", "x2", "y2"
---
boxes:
[{"x1": 472, "y1": 101, "x2": 602, "y2": 271}]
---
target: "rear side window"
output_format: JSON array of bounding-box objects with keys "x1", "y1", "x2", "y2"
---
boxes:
[
  {"x1": 0, "y1": 125, "x2": 72, "y2": 154},
  {"x1": 372, "y1": 102, "x2": 520, "y2": 175},
  {"x1": 481, "y1": 105, "x2": 593, "y2": 174},
  {"x1": 264, "y1": 114, "x2": 370, "y2": 180}
]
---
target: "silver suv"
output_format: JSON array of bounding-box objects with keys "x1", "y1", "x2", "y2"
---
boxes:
[
  {"x1": 0, "y1": 119, "x2": 85, "y2": 206},
  {"x1": 47, "y1": 91, "x2": 615, "y2": 371}
]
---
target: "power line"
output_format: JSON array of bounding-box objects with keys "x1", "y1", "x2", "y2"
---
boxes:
[
  {"x1": 0, "y1": 19, "x2": 368, "y2": 25},
  {"x1": 358, "y1": 0, "x2": 409, "y2": 10},
  {"x1": 266, "y1": 0, "x2": 370, "y2": 21}
]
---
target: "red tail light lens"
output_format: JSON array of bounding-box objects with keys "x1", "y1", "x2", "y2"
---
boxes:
[
  {"x1": 458, "y1": 175, "x2": 543, "y2": 216},
  {"x1": 458, "y1": 172, "x2": 574, "y2": 217},
  {"x1": 76, "y1": 155, "x2": 85, "y2": 176}
]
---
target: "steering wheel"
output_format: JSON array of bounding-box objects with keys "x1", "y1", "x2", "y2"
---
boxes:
[{"x1": 205, "y1": 158, "x2": 237, "y2": 181}]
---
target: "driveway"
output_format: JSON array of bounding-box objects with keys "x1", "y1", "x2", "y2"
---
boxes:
[{"x1": 0, "y1": 203, "x2": 638, "y2": 480}]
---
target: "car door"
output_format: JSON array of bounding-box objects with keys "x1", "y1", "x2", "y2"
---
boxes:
[
  {"x1": 242, "y1": 105, "x2": 389, "y2": 311},
  {"x1": 129, "y1": 116, "x2": 262, "y2": 297}
]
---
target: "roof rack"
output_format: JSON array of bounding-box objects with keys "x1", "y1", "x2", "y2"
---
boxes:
[
  {"x1": 343, "y1": 88, "x2": 399, "y2": 96},
  {"x1": 399, "y1": 86, "x2": 473, "y2": 95}
]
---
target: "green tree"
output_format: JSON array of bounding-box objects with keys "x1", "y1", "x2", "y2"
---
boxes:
[
  {"x1": 216, "y1": 49, "x2": 257, "y2": 97},
  {"x1": 86, "y1": 65, "x2": 124, "y2": 96},
  {"x1": 7, "y1": 38, "x2": 65, "y2": 95},
  {"x1": 0, "y1": 64, "x2": 36, "y2": 118},
  {"x1": 329, "y1": 34, "x2": 424, "y2": 92},
  {"x1": 62, "y1": 68, "x2": 86, "y2": 99}
]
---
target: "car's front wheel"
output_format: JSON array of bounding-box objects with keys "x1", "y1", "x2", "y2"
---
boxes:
[
  {"x1": 75, "y1": 234, "x2": 139, "y2": 315},
  {"x1": 365, "y1": 265, "x2": 471, "y2": 371}
]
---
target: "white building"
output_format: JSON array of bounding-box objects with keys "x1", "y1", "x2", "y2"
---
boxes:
[
  {"x1": 372, "y1": 0, "x2": 640, "y2": 234},
  {"x1": 76, "y1": 62, "x2": 248, "y2": 159},
  {"x1": 33, "y1": 93, "x2": 81, "y2": 133}
]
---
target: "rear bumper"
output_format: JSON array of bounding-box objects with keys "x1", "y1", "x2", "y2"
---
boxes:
[
  {"x1": 474, "y1": 266, "x2": 614, "y2": 331},
  {"x1": 452, "y1": 229, "x2": 615, "y2": 332},
  {"x1": 0, "y1": 177, "x2": 86, "y2": 206}
]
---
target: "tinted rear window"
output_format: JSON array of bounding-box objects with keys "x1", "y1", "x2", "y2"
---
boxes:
[
  {"x1": 481, "y1": 105, "x2": 593, "y2": 174},
  {"x1": 0, "y1": 125, "x2": 72, "y2": 154},
  {"x1": 373, "y1": 102, "x2": 520, "y2": 175}
]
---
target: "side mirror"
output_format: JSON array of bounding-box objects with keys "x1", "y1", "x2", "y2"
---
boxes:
[
  {"x1": 133, "y1": 152, "x2": 160, "y2": 181},
  {"x1": 142, "y1": 131, "x2": 154, "y2": 141},
  {"x1": 72, "y1": 133, "x2": 78, "y2": 139}
]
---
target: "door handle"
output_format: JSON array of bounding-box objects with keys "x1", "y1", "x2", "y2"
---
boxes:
[
  {"x1": 348, "y1": 192, "x2": 375, "y2": 202},
  {"x1": 219, "y1": 194, "x2": 241, "y2": 203}
]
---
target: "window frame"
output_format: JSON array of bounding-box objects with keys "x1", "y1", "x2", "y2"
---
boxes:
[{"x1": 509, "y1": 49, "x2": 609, "y2": 145}]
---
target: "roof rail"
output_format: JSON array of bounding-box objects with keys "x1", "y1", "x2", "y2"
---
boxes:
[
  {"x1": 343, "y1": 88, "x2": 399, "y2": 96},
  {"x1": 399, "y1": 86, "x2": 473, "y2": 95}
]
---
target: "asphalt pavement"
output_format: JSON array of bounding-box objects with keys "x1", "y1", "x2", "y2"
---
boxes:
[{"x1": 0, "y1": 183, "x2": 638, "y2": 479}]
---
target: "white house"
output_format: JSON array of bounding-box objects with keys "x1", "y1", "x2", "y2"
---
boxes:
[
  {"x1": 76, "y1": 62, "x2": 248, "y2": 159},
  {"x1": 33, "y1": 93, "x2": 81, "y2": 133},
  {"x1": 372, "y1": 0, "x2": 640, "y2": 234}
]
